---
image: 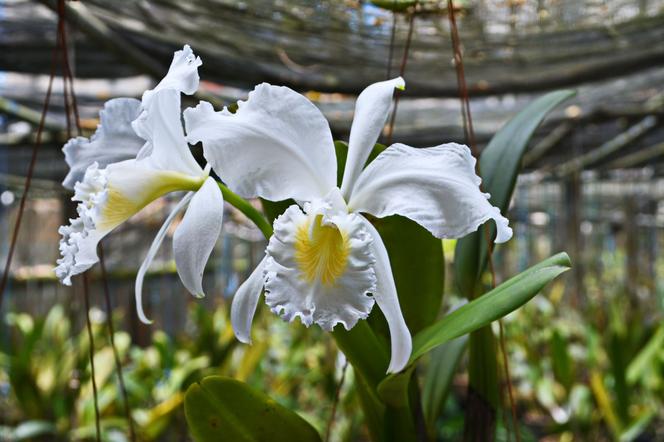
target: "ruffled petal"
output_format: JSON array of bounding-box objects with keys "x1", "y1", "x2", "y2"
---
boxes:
[
  {"x1": 132, "y1": 89, "x2": 203, "y2": 177},
  {"x1": 360, "y1": 217, "x2": 412, "y2": 373},
  {"x1": 62, "y1": 98, "x2": 143, "y2": 190},
  {"x1": 340, "y1": 77, "x2": 404, "y2": 199},
  {"x1": 173, "y1": 177, "x2": 224, "y2": 298},
  {"x1": 135, "y1": 192, "x2": 194, "y2": 324},
  {"x1": 55, "y1": 163, "x2": 116, "y2": 284},
  {"x1": 184, "y1": 83, "x2": 337, "y2": 201},
  {"x1": 231, "y1": 256, "x2": 268, "y2": 344},
  {"x1": 348, "y1": 143, "x2": 513, "y2": 243},
  {"x1": 263, "y1": 203, "x2": 376, "y2": 331},
  {"x1": 55, "y1": 159, "x2": 204, "y2": 285},
  {"x1": 141, "y1": 44, "x2": 202, "y2": 108}
]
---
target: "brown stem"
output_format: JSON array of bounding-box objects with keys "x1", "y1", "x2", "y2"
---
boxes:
[
  {"x1": 386, "y1": 4, "x2": 416, "y2": 146},
  {"x1": 99, "y1": 245, "x2": 136, "y2": 442},
  {"x1": 325, "y1": 358, "x2": 349, "y2": 442},
  {"x1": 83, "y1": 274, "x2": 102, "y2": 442}
]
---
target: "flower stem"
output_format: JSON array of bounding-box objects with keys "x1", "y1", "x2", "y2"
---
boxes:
[{"x1": 217, "y1": 182, "x2": 273, "y2": 239}]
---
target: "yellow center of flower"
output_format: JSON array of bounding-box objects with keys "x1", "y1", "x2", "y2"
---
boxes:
[
  {"x1": 294, "y1": 215, "x2": 350, "y2": 286},
  {"x1": 98, "y1": 170, "x2": 204, "y2": 231}
]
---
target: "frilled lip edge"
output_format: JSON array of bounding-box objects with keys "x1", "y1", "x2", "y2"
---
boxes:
[
  {"x1": 54, "y1": 163, "x2": 109, "y2": 285},
  {"x1": 261, "y1": 204, "x2": 378, "y2": 332}
]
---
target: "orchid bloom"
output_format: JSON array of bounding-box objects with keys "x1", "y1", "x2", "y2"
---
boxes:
[
  {"x1": 185, "y1": 77, "x2": 513, "y2": 373},
  {"x1": 55, "y1": 46, "x2": 224, "y2": 323}
]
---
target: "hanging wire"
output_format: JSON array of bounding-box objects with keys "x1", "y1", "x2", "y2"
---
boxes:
[
  {"x1": 385, "y1": 2, "x2": 417, "y2": 146},
  {"x1": 324, "y1": 358, "x2": 349, "y2": 442},
  {"x1": 0, "y1": 0, "x2": 64, "y2": 309},
  {"x1": 99, "y1": 244, "x2": 136, "y2": 441},
  {"x1": 446, "y1": 1, "x2": 521, "y2": 440},
  {"x1": 386, "y1": 1, "x2": 398, "y2": 79},
  {"x1": 55, "y1": 1, "x2": 133, "y2": 439},
  {"x1": 83, "y1": 274, "x2": 102, "y2": 442}
]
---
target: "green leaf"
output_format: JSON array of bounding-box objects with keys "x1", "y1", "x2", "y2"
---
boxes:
[
  {"x1": 626, "y1": 324, "x2": 664, "y2": 385},
  {"x1": 421, "y1": 336, "x2": 468, "y2": 434},
  {"x1": 455, "y1": 89, "x2": 575, "y2": 296},
  {"x1": 184, "y1": 376, "x2": 321, "y2": 442},
  {"x1": 377, "y1": 364, "x2": 417, "y2": 407},
  {"x1": 551, "y1": 329, "x2": 573, "y2": 391},
  {"x1": 370, "y1": 0, "x2": 419, "y2": 12},
  {"x1": 412, "y1": 252, "x2": 571, "y2": 360},
  {"x1": 374, "y1": 216, "x2": 444, "y2": 335}
]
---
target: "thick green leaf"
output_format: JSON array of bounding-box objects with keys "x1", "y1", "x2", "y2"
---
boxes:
[
  {"x1": 374, "y1": 216, "x2": 444, "y2": 335},
  {"x1": 377, "y1": 364, "x2": 417, "y2": 407},
  {"x1": 184, "y1": 376, "x2": 321, "y2": 442},
  {"x1": 421, "y1": 335, "x2": 468, "y2": 434},
  {"x1": 332, "y1": 321, "x2": 389, "y2": 389},
  {"x1": 455, "y1": 89, "x2": 575, "y2": 296},
  {"x1": 412, "y1": 252, "x2": 571, "y2": 360}
]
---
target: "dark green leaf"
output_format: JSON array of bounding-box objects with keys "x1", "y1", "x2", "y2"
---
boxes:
[
  {"x1": 421, "y1": 336, "x2": 468, "y2": 434},
  {"x1": 412, "y1": 253, "x2": 571, "y2": 360},
  {"x1": 455, "y1": 90, "x2": 575, "y2": 297},
  {"x1": 184, "y1": 376, "x2": 321, "y2": 442},
  {"x1": 375, "y1": 216, "x2": 444, "y2": 335}
]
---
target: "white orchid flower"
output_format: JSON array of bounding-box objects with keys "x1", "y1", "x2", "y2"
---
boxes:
[
  {"x1": 55, "y1": 46, "x2": 224, "y2": 323},
  {"x1": 185, "y1": 78, "x2": 513, "y2": 373}
]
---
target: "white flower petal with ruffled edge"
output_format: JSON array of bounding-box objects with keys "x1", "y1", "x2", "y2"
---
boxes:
[
  {"x1": 141, "y1": 44, "x2": 202, "y2": 108},
  {"x1": 135, "y1": 192, "x2": 194, "y2": 324},
  {"x1": 231, "y1": 256, "x2": 268, "y2": 344},
  {"x1": 132, "y1": 89, "x2": 203, "y2": 177},
  {"x1": 54, "y1": 159, "x2": 205, "y2": 285},
  {"x1": 263, "y1": 203, "x2": 376, "y2": 331},
  {"x1": 359, "y1": 217, "x2": 412, "y2": 373},
  {"x1": 184, "y1": 83, "x2": 337, "y2": 201},
  {"x1": 62, "y1": 98, "x2": 143, "y2": 190},
  {"x1": 340, "y1": 77, "x2": 405, "y2": 199},
  {"x1": 173, "y1": 177, "x2": 224, "y2": 298},
  {"x1": 348, "y1": 143, "x2": 513, "y2": 243}
]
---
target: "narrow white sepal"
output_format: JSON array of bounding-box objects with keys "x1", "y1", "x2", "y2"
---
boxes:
[
  {"x1": 230, "y1": 256, "x2": 268, "y2": 344},
  {"x1": 135, "y1": 192, "x2": 194, "y2": 324},
  {"x1": 340, "y1": 77, "x2": 405, "y2": 199},
  {"x1": 173, "y1": 177, "x2": 224, "y2": 298},
  {"x1": 360, "y1": 216, "x2": 412, "y2": 374}
]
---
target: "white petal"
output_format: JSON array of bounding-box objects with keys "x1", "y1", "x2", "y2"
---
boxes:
[
  {"x1": 135, "y1": 192, "x2": 193, "y2": 324},
  {"x1": 132, "y1": 89, "x2": 203, "y2": 177},
  {"x1": 340, "y1": 77, "x2": 405, "y2": 199},
  {"x1": 55, "y1": 158, "x2": 204, "y2": 285},
  {"x1": 184, "y1": 83, "x2": 337, "y2": 201},
  {"x1": 141, "y1": 44, "x2": 202, "y2": 108},
  {"x1": 55, "y1": 164, "x2": 114, "y2": 284},
  {"x1": 348, "y1": 143, "x2": 513, "y2": 243},
  {"x1": 173, "y1": 177, "x2": 224, "y2": 298},
  {"x1": 62, "y1": 98, "x2": 143, "y2": 189},
  {"x1": 231, "y1": 256, "x2": 268, "y2": 344},
  {"x1": 263, "y1": 203, "x2": 376, "y2": 331},
  {"x1": 359, "y1": 217, "x2": 412, "y2": 373}
]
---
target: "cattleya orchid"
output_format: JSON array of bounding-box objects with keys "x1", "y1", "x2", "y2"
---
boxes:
[
  {"x1": 55, "y1": 46, "x2": 224, "y2": 323},
  {"x1": 185, "y1": 77, "x2": 513, "y2": 372}
]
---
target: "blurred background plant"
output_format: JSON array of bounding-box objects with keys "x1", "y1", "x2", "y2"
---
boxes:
[{"x1": 2, "y1": 0, "x2": 664, "y2": 440}]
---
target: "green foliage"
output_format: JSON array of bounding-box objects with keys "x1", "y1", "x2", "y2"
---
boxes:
[
  {"x1": 184, "y1": 376, "x2": 321, "y2": 442},
  {"x1": 421, "y1": 336, "x2": 467, "y2": 437},
  {"x1": 412, "y1": 253, "x2": 571, "y2": 360},
  {"x1": 455, "y1": 89, "x2": 575, "y2": 296}
]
